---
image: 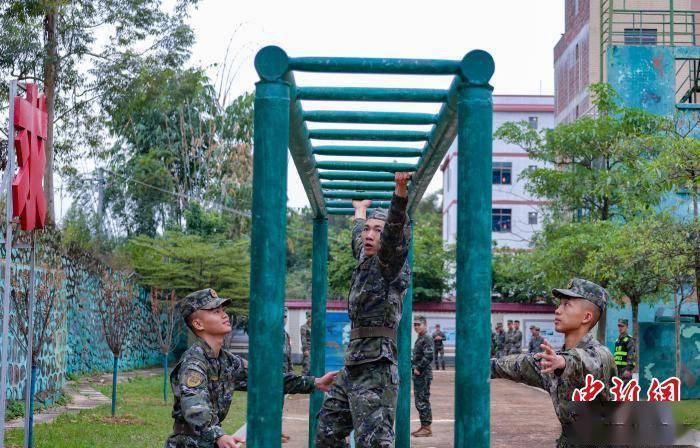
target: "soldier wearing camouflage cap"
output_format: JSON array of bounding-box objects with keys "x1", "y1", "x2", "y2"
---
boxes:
[
  {"x1": 490, "y1": 279, "x2": 616, "y2": 447},
  {"x1": 166, "y1": 289, "x2": 337, "y2": 448},
  {"x1": 411, "y1": 315, "x2": 434, "y2": 437},
  {"x1": 299, "y1": 310, "x2": 312, "y2": 375},
  {"x1": 315, "y1": 172, "x2": 412, "y2": 447},
  {"x1": 614, "y1": 318, "x2": 636, "y2": 382}
]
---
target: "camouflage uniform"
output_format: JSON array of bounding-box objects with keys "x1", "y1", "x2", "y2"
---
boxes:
[
  {"x1": 284, "y1": 327, "x2": 293, "y2": 373},
  {"x1": 165, "y1": 289, "x2": 317, "y2": 448},
  {"x1": 494, "y1": 327, "x2": 506, "y2": 358},
  {"x1": 510, "y1": 327, "x2": 523, "y2": 355},
  {"x1": 315, "y1": 194, "x2": 410, "y2": 448},
  {"x1": 300, "y1": 313, "x2": 312, "y2": 375},
  {"x1": 431, "y1": 329, "x2": 446, "y2": 370},
  {"x1": 490, "y1": 279, "x2": 617, "y2": 448},
  {"x1": 504, "y1": 326, "x2": 514, "y2": 354},
  {"x1": 528, "y1": 326, "x2": 544, "y2": 354},
  {"x1": 614, "y1": 318, "x2": 636, "y2": 380},
  {"x1": 412, "y1": 318, "x2": 434, "y2": 427}
]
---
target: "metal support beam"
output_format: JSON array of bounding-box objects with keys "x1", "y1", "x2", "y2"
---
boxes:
[
  {"x1": 309, "y1": 129, "x2": 429, "y2": 142},
  {"x1": 308, "y1": 217, "x2": 328, "y2": 447},
  {"x1": 313, "y1": 146, "x2": 423, "y2": 157},
  {"x1": 325, "y1": 200, "x2": 391, "y2": 209},
  {"x1": 247, "y1": 70, "x2": 290, "y2": 446},
  {"x1": 323, "y1": 190, "x2": 394, "y2": 200},
  {"x1": 321, "y1": 181, "x2": 395, "y2": 191},
  {"x1": 395, "y1": 222, "x2": 414, "y2": 448},
  {"x1": 0, "y1": 79, "x2": 17, "y2": 447},
  {"x1": 318, "y1": 171, "x2": 395, "y2": 181},
  {"x1": 316, "y1": 161, "x2": 417, "y2": 172},
  {"x1": 289, "y1": 57, "x2": 459, "y2": 75},
  {"x1": 454, "y1": 75, "x2": 494, "y2": 448},
  {"x1": 297, "y1": 87, "x2": 447, "y2": 103},
  {"x1": 304, "y1": 111, "x2": 437, "y2": 125}
]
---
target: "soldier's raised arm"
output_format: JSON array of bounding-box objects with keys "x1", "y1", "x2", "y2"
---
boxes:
[
  {"x1": 490, "y1": 354, "x2": 546, "y2": 390},
  {"x1": 351, "y1": 199, "x2": 372, "y2": 260},
  {"x1": 378, "y1": 172, "x2": 411, "y2": 280}
]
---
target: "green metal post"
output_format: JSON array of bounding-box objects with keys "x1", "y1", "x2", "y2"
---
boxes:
[
  {"x1": 308, "y1": 217, "x2": 328, "y2": 448},
  {"x1": 454, "y1": 51, "x2": 494, "y2": 448},
  {"x1": 395, "y1": 221, "x2": 414, "y2": 448},
  {"x1": 248, "y1": 46, "x2": 291, "y2": 448}
]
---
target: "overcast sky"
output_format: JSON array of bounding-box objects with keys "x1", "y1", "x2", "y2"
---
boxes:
[{"x1": 186, "y1": 1, "x2": 565, "y2": 209}]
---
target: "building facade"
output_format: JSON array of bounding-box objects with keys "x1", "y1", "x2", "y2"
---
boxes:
[
  {"x1": 554, "y1": 0, "x2": 700, "y2": 124},
  {"x1": 441, "y1": 95, "x2": 554, "y2": 250}
]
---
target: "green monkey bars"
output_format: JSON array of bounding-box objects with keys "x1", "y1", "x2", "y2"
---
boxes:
[{"x1": 249, "y1": 45, "x2": 494, "y2": 448}]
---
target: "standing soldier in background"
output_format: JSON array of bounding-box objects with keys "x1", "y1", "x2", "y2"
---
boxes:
[
  {"x1": 431, "y1": 324, "x2": 446, "y2": 370},
  {"x1": 509, "y1": 320, "x2": 523, "y2": 354},
  {"x1": 504, "y1": 320, "x2": 514, "y2": 355},
  {"x1": 490, "y1": 279, "x2": 616, "y2": 447},
  {"x1": 614, "y1": 318, "x2": 636, "y2": 382},
  {"x1": 411, "y1": 315, "x2": 434, "y2": 438},
  {"x1": 494, "y1": 322, "x2": 506, "y2": 358},
  {"x1": 528, "y1": 325, "x2": 544, "y2": 354},
  {"x1": 282, "y1": 307, "x2": 293, "y2": 443},
  {"x1": 300, "y1": 311, "x2": 312, "y2": 375}
]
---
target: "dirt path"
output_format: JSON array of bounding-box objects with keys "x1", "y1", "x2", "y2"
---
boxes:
[{"x1": 281, "y1": 368, "x2": 559, "y2": 447}]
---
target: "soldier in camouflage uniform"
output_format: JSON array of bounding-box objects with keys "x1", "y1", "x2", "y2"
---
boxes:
[
  {"x1": 283, "y1": 307, "x2": 293, "y2": 374},
  {"x1": 431, "y1": 324, "x2": 446, "y2": 370},
  {"x1": 315, "y1": 172, "x2": 412, "y2": 448},
  {"x1": 165, "y1": 289, "x2": 337, "y2": 448},
  {"x1": 300, "y1": 311, "x2": 312, "y2": 375},
  {"x1": 494, "y1": 322, "x2": 506, "y2": 358},
  {"x1": 504, "y1": 320, "x2": 514, "y2": 354},
  {"x1": 411, "y1": 315, "x2": 434, "y2": 438},
  {"x1": 490, "y1": 279, "x2": 616, "y2": 448},
  {"x1": 614, "y1": 318, "x2": 636, "y2": 382},
  {"x1": 509, "y1": 320, "x2": 523, "y2": 354},
  {"x1": 528, "y1": 325, "x2": 544, "y2": 354}
]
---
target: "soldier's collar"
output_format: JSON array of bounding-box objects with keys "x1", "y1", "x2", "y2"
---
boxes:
[{"x1": 194, "y1": 336, "x2": 219, "y2": 358}]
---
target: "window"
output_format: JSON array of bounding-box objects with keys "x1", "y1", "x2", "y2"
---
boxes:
[
  {"x1": 528, "y1": 212, "x2": 538, "y2": 225},
  {"x1": 492, "y1": 162, "x2": 512, "y2": 185},
  {"x1": 445, "y1": 163, "x2": 450, "y2": 192},
  {"x1": 492, "y1": 209, "x2": 512, "y2": 232},
  {"x1": 528, "y1": 116, "x2": 538, "y2": 129},
  {"x1": 624, "y1": 28, "x2": 657, "y2": 45}
]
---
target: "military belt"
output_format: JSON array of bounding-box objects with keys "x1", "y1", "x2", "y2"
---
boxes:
[{"x1": 350, "y1": 326, "x2": 396, "y2": 341}]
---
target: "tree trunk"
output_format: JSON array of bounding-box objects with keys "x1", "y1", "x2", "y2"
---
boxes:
[
  {"x1": 111, "y1": 354, "x2": 118, "y2": 416},
  {"x1": 693, "y1": 187, "x2": 699, "y2": 317},
  {"x1": 674, "y1": 290, "x2": 681, "y2": 379},
  {"x1": 43, "y1": 10, "x2": 58, "y2": 225},
  {"x1": 631, "y1": 297, "x2": 640, "y2": 372}
]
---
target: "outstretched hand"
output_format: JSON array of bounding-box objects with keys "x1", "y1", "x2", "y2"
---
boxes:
[
  {"x1": 216, "y1": 434, "x2": 245, "y2": 448},
  {"x1": 535, "y1": 339, "x2": 565, "y2": 374},
  {"x1": 394, "y1": 172, "x2": 413, "y2": 197},
  {"x1": 315, "y1": 371, "x2": 339, "y2": 392},
  {"x1": 352, "y1": 200, "x2": 372, "y2": 220}
]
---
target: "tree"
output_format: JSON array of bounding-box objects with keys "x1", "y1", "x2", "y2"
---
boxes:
[
  {"x1": 149, "y1": 288, "x2": 181, "y2": 402},
  {"x1": 495, "y1": 83, "x2": 667, "y2": 221},
  {"x1": 0, "y1": 0, "x2": 198, "y2": 224},
  {"x1": 97, "y1": 272, "x2": 135, "y2": 417},
  {"x1": 492, "y1": 250, "x2": 547, "y2": 303}
]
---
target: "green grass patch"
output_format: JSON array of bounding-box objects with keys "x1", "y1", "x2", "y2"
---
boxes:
[
  {"x1": 4, "y1": 374, "x2": 247, "y2": 448},
  {"x1": 671, "y1": 399, "x2": 700, "y2": 430}
]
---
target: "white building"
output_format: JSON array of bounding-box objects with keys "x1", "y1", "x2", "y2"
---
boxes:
[{"x1": 441, "y1": 95, "x2": 554, "y2": 250}]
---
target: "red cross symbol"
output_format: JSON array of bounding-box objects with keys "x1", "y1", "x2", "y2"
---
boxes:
[{"x1": 11, "y1": 83, "x2": 47, "y2": 231}]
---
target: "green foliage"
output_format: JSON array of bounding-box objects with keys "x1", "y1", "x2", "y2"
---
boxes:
[
  {"x1": 127, "y1": 232, "x2": 250, "y2": 314},
  {"x1": 492, "y1": 250, "x2": 546, "y2": 303}
]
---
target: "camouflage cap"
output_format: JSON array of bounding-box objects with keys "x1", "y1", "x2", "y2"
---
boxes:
[
  {"x1": 552, "y1": 278, "x2": 608, "y2": 312},
  {"x1": 306, "y1": 310, "x2": 312, "y2": 318},
  {"x1": 507, "y1": 320, "x2": 513, "y2": 324},
  {"x1": 529, "y1": 325, "x2": 537, "y2": 329},
  {"x1": 284, "y1": 306, "x2": 289, "y2": 317},
  {"x1": 413, "y1": 315, "x2": 426, "y2": 324},
  {"x1": 181, "y1": 288, "x2": 231, "y2": 320},
  {"x1": 618, "y1": 318, "x2": 629, "y2": 326},
  {"x1": 367, "y1": 208, "x2": 388, "y2": 221},
  {"x1": 495, "y1": 322, "x2": 503, "y2": 327}
]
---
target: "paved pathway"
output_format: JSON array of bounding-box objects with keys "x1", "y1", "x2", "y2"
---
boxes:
[{"x1": 281, "y1": 369, "x2": 560, "y2": 448}]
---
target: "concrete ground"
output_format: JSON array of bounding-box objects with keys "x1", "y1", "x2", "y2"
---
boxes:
[{"x1": 281, "y1": 368, "x2": 560, "y2": 447}]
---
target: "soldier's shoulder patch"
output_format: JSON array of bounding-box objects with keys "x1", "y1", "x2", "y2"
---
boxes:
[{"x1": 185, "y1": 370, "x2": 205, "y2": 388}]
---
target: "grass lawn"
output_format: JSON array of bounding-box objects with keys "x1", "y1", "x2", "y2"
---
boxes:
[
  {"x1": 671, "y1": 399, "x2": 700, "y2": 431},
  {"x1": 4, "y1": 374, "x2": 247, "y2": 448}
]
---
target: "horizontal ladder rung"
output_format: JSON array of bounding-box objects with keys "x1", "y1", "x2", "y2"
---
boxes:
[
  {"x1": 326, "y1": 200, "x2": 392, "y2": 208},
  {"x1": 327, "y1": 207, "x2": 389, "y2": 215},
  {"x1": 321, "y1": 181, "x2": 395, "y2": 191},
  {"x1": 313, "y1": 146, "x2": 423, "y2": 157},
  {"x1": 315, "y1": 161, "x2": 417, "y2": 172},
  {"x1": 323, "y1": 190, "x2": 394, "y2": 200},
  {"x1": 318, "y1": 171, "x2": 395, "y2": 181},
  {"x1": 297, "y1": 87, "x2": 448, "y2": 103},
  {"x1": 289, "y1": 57, "x2": 459, "y2": 75},
  {"x1": 309, "y1": 129, "x2": 429, "y2": 142},
  {"x1": 303, "y1": 110, "x2": 438, "y2": 125}
]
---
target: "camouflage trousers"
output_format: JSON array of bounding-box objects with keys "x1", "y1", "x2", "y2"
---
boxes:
[
  {"x1": 165, "y1": 434, "x2": 212, "y2": 448},
  {"x1": 412, "y1": 373, "x2": 432, "y2": 426},
  {"x1": 434, "y1": 347, "x2": 445, "y2": 369},
  {"x1": 315, "y1": 360, "x2": 399, "y2": 448},
  {"x1": 302, "y1": 352, "x2": 310, "y2": 375}
]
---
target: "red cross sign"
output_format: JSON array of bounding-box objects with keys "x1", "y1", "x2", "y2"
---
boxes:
[{"x1": 11, "y1": 83, "x2": 47, "y2": 231}]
